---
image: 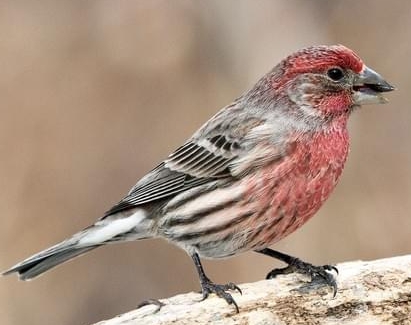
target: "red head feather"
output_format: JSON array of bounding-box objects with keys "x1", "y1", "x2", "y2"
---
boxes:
[{"x1": 284, "y1": 45, "x2": 364, "y2": 75}]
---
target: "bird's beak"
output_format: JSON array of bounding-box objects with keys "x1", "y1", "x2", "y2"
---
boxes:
[{"x1": 353, "y1": 66, "x2": 395, "y2": 105}]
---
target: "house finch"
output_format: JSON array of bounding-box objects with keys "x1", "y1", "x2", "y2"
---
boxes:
[{"x1": 3, "y1": 45, "x2": 394, "y2": 312}]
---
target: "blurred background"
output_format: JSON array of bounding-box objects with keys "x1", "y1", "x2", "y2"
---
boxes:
[{"x1": 0, "y1": 1, "x2": 410, "y2": 324}]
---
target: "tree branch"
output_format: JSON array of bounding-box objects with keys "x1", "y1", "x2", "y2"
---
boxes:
[{"x1": 94, "y1": 255, "x2": 411, "y2": 325}]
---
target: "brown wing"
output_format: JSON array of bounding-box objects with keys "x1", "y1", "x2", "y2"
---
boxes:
[{"x1": 104, "y1": 135, "x2": 242, "y2": 216}]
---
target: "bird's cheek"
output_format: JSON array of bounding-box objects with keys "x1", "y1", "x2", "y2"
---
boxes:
[{"x1": 318, "y1": 93, "x2": 353, "y2": 114}]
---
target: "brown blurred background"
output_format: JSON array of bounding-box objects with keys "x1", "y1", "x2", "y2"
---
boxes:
[{"x1": 0, "y1": 1, "x2": 410, "y2": 324}]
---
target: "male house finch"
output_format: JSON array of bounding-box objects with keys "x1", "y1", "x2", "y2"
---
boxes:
[{"x1": 3, "y1": 45, "x2": 394, "y2": 312}]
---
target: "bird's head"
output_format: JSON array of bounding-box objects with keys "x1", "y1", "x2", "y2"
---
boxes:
[{"x1": 271, "y1": 45, "x2": 394, "y2": 119}]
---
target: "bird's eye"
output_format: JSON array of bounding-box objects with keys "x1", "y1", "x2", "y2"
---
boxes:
[{"x1": 327, "y1": 68, "x2": 344, "y2": 81}]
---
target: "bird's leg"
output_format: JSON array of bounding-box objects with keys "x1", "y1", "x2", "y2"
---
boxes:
[
  {"x1": 191, "y1": 253, "x2": 242, "y2": 313},
  {"x1": 256, "y1": 248, "x2": 338, "y2": 296}
]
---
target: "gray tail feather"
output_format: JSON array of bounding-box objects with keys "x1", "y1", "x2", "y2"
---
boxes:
[
  {"x1": 2, "y1": 210, "x2": 152, "y2": 280},
  {"x1": 2, "y1": 245, "x2": 100, "y2": 280}
]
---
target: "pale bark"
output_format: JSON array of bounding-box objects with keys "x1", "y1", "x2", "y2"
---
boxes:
[{"x1": 94, "y1": 255, "x2": 411, "y2": 325}]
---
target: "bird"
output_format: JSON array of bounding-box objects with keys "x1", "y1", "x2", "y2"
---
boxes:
[{"x1": 2, "y1": 45, "x2": 394, "y2": 312}]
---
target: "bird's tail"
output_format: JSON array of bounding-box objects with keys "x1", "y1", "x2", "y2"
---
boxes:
[
  {"x1": 2, "y1": 244, "x2": 100, "y2": 280},
  {"x1": 2, "y1": 209, "x2": 152, "y2": 280}
]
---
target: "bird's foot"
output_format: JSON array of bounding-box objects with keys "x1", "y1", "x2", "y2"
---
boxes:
[
  {"x1": 200, "y1": 278, "x2": 242, "y2": 313},
  {"x1": 266, "y1": 258, "x2": 338, "y2": 297},
  {"x1": 137, "y1": 299, "x2": 165, "y2": 313}
]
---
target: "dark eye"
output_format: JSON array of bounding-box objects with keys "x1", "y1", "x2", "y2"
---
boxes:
[{"x1": 327, "y1": 68, "x2": 344, "y2": 81}]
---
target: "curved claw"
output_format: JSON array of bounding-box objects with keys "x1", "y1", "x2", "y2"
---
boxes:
[
  {"x1": 265, "y1": 260, "x2": 339, "y2": 297},
  {"x1": 332, "y1": 283, "x2": 338, "y2": 298},
  {"x1": 200, "y1": 281, "x2": 241, "y2": 313},
  {"x1": 316, "y1": 269, "x2": 338, "y2": 297},
  {"x1": 323, "y1": 264, "x2": 339, "y2": 275},
  {"x1": 221, "y1": 292, "x2": 239, "y2": 313},
  {"x1": 137, "y1": 299, "x2": 165, "y2": 313},
  {"x1": 227, "y1": 282, "x2": 243, "y2": 295}
]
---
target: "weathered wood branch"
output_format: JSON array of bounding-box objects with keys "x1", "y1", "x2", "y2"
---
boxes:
[{"x1": 94, "y1": 255, "x2": 411, "y2": 325}]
